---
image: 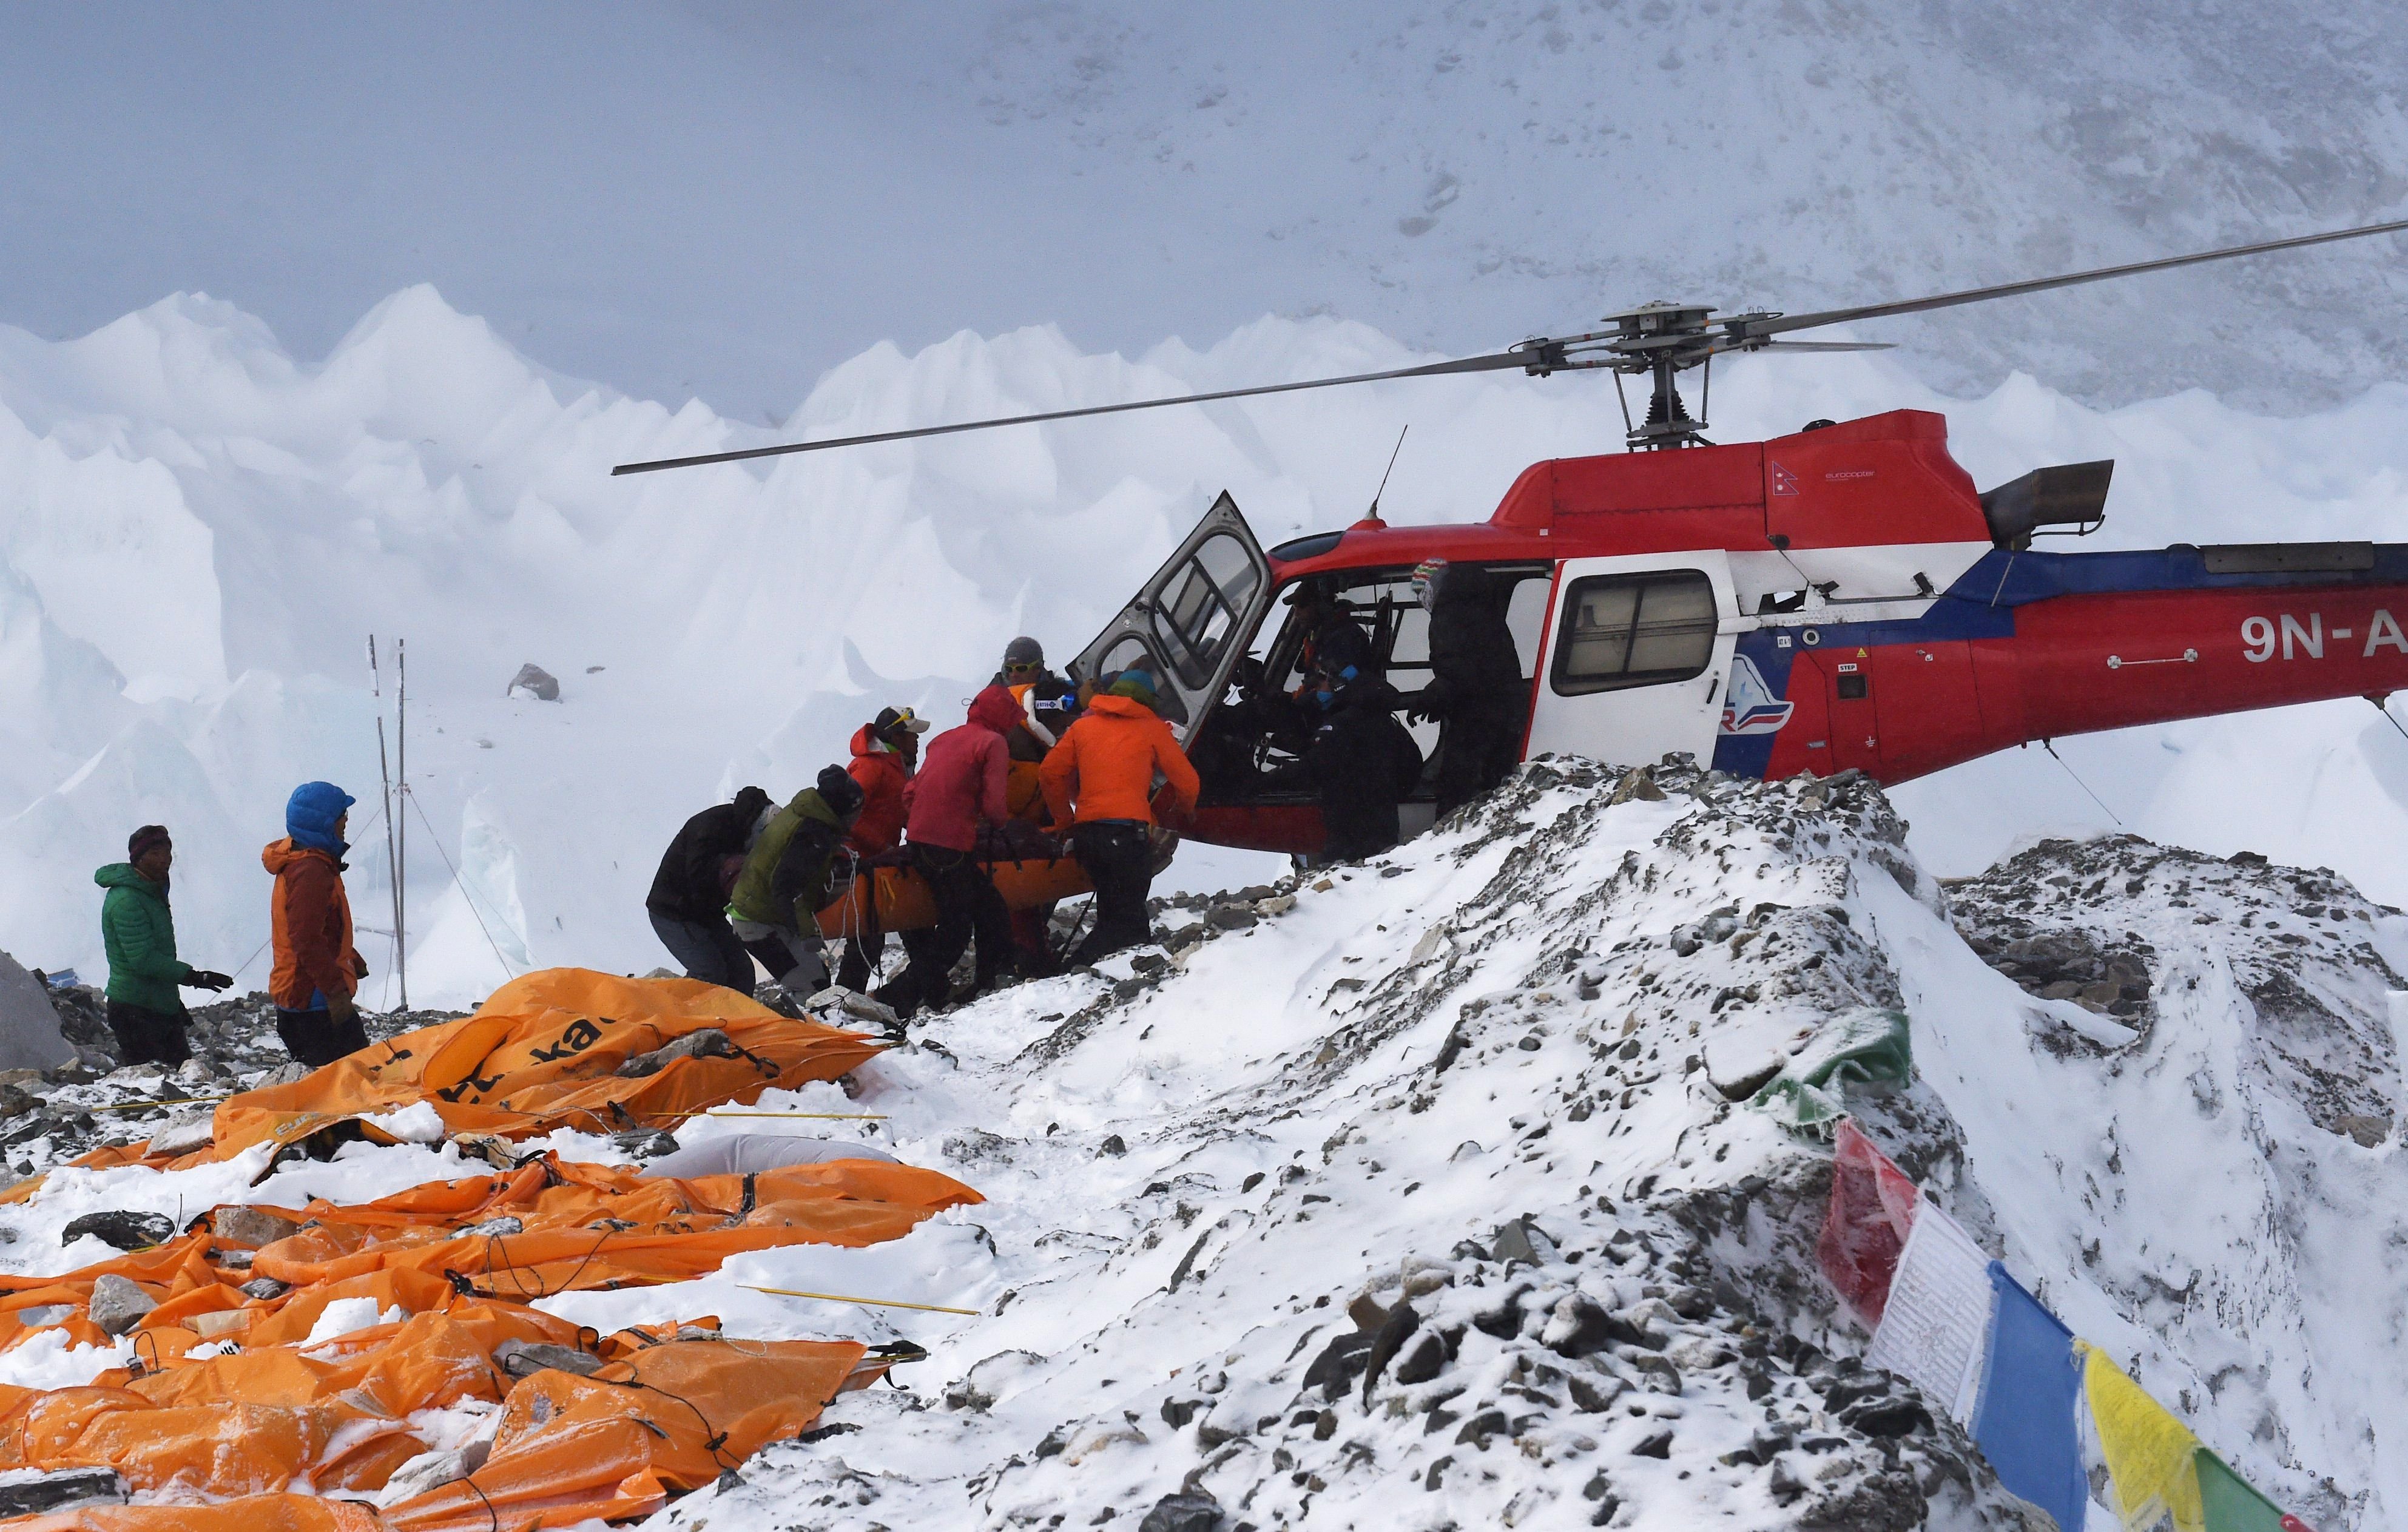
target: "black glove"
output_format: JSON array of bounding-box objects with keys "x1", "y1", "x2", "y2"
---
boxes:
[{"x1": 181, "y1": 970, "x2": 234, "y2": 992}]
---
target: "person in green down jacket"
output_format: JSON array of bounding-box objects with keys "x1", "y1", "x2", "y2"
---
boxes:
[
  {"x1": 96, "y1": 825, "x2": 232, "y2": 1066},
  {"x1": 726, "y1": 768, "x2": 865, "y2": 994}
]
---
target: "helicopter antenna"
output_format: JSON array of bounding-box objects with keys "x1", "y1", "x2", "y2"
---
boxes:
[
  {"x1": 1367, "y1": 425, "x2": 1408, "y2": 521},
  {"x1": 612, "y1": 217, "x2": 2408, "y2": 473}
]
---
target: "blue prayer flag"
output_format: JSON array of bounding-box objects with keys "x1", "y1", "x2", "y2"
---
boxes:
[{"x1": 1971, "y1": 1262, "x2": 2091, "y2": 1532}]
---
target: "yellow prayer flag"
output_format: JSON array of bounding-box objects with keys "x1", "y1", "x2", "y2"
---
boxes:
[{"x1": 2080, "y1": 1341, "x2": 2205, "y2": 1532}]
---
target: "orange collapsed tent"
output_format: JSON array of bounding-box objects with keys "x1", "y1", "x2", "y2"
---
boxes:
[
  {"x1": 0, "y1": 1152, "x2": 980, "y2": 1358},
  {"x1": 209, "y1": 968, "x2": 889, "y2": 1158},
  {"x1": 0, "y1": 1318, "x2": 885, "y2": 1528},
  {"x1": 10, "y1": 970, "x2": 889, "y2": 1192}
]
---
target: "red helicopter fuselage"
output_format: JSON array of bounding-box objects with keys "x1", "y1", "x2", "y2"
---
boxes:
[{"x1": 1121, "y1": 409, "x2": 2408, "y2": 857}]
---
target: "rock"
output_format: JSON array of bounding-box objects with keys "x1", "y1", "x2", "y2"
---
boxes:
[
  {"x1": 147, "y1": 1113, "x2": 215, "y2": 1156},
  {"x1": 615, "y1": 1027, "x2": 736, "y2": 1078},
  {"x1": 506, "y1": 663, "x2": 560, "y2": 701},
  {"x1": 1608, "y1": 767, "x2": 1668, "y2": 805},
  {"x1": 1393, "y1": 1329, "x2": 1448, "y2": 1385},
  {"x1": 1255, "y1": 894, "x2": 1297, "y2": 916},
  {"x1": 493, "y1": 1340, "x2": 605, "y2": 1378},
  {"x1": 1205, "y1": 905, "x2": 1258, "y2": 932},
  {"x1": 0, "y1": 950, "x2": 70, "y2": 1072},
  {"x1": 376, "y1": 1443, "x2": 493, "y2": 1508},
  {"x1": 1841, "y1": 1397, "x2": 1932, "y2": 1438},
  {"x1": 1630, "y1": 1428, "x2": 1674, "y2": 1459},
  {"x1": 463, "y1": 1216, "x2": 524, "y2": 1237},
  {"x1": 2337, "y1": 1113, "x2": 2391, "y2": 1147},
  {"x1": 610, "y1": 1127, "x2": 680, "y2": 1158},
  {"x1": 1302, "y1": 1330, "x2": 1375, "y2": 1399},
  {"x1": 1542, "y1": 1292, "x2": 1615, "y2": 1357},
  {"x1": 238, "y1": 1277, "x2": 291, "y2": 1301},
  {"x1": 1566, "y1": 1369, "x2": 1627, "y2": 1413},
  {"x1": 946, "y1": 1349, "x2": 1045, "y2": 1411},
  {"x1": 214, "y1": 1206, "x2": 302, "y2": 1249},
  {"x1": 1491, "y1": 1215, "x2": 1556, "y2": 1266},
  {"x1": 1062, "y1": 1419, "x2": 1149, "y2": 1464},
  {"x1": 804, "y1": 987, "x2": 903, "y2": 1032},
  {"x1": 88, "y1": 1274, "x2": 156, "y2": 1335},
  {"x1": 1097, "y1": 1135, "x2": 1127, "y2": 1158},
  {"x1": 0, "y1": 1466, "x2": 125, "y2": 1515},
  {"x1": 13, "y1": 1304, "x2": 70, "y2": 1328},
  {"x1": 1137, "y1": 1490, "x2": 1222, "y2": 1532},
  {"x1": 1627, "y1": 1354, "x2": 1683, "y2": 1394},
  {"x1": 61, "y1": 1210, "x2": 175, "y2": 1252},
  {"x1": 1360, "y1": 1302, "x2": 1422, "y2": 1400}
]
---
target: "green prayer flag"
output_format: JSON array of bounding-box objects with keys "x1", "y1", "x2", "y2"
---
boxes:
[{"x1": 2196, "y1": 1449, "x2": 2288, "y2": 1532}]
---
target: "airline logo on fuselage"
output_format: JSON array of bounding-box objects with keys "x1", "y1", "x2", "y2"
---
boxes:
[{"x1": 1720, "y1": 655, "x2": 1795, "y2": 735}]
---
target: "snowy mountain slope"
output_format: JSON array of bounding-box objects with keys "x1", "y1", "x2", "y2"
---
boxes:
[
  {"x1": 5, "y1": 292, "x2": 2408, "y2": 1005},
  {"x1": 6, "y1": 760, "x2": 2390, "y2": 1527},
  {"x1": 11, "y1": 4, "x2": 2408, "y2": 418},
  {"x1": 627, "y1": 761, "x2": 2398, "y2": 1531}
]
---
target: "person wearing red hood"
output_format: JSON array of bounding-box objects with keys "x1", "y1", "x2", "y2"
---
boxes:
[
  {"x1": 874, "y1": 686, "x2": 1020, "y2": 1017},
  {"x1": 834, "y1": 706, "x2": 930, "y2": 992}
]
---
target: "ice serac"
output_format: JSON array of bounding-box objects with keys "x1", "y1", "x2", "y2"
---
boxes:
[
  {"x1": 636, "y1": 759, "x2": 2387, "y2": 1530},
  {"x1": 2, "y1": 286, "x2": 2408, "y2": 1007}
]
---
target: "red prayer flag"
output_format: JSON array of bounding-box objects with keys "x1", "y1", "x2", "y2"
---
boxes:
[{"x1": 1818, "y1": 1118, "x2": 1922, "y2": 1327}]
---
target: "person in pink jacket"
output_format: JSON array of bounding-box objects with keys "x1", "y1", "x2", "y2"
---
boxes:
[{"x1": 875, "y1": 685, "x2": 1021, "y2": 1017}]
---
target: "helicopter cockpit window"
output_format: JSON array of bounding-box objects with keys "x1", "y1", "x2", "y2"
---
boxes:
[
  {"x1": 1551, "y1": 570, "x2": 1718, "y2": 696},
  {"x1": 1152, "y1": 533, "x2": 1262, "y2": 690},
  {"x1": 1187, "y1": 562, "x2": 1550, "y2": 808}
]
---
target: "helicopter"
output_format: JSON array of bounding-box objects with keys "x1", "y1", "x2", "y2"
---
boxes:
[{"x1": 618, "y1": 218, "x2": 2408, "y2": 864}]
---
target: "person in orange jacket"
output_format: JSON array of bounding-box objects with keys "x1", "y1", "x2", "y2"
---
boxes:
[
  {"x1": 835, "y1": 706, "x2": 931, "y2": 992},
  {"x1": 1039, "y1": 669, "x2": 1200, "y2": 964},
  {"x1": 262, "y1": 780, "x2": 371, "y2": 1068}
]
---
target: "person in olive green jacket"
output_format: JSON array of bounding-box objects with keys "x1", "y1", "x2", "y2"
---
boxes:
[
  {"x1": 726, "y1": 768, "x2": 865, "y2": 993},
  {"x1": 96, "y1": 825, "x2": 232, "y2": 1066}
]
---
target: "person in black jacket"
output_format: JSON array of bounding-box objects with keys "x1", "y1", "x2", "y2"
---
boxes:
[
  {"x1": 1297, "y1": 671, "x2": 1423, "y2": 861},
  {"x1": 1405, "y1": 558, "x2": 1525, "y2": 815},
  {"x1": 646, "y1": 785, "x2": 773, "y2": 987}
]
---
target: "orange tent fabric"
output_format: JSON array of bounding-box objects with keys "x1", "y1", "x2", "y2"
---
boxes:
[
  {"x1": 0, "y1": 1333, "x2": 877, "y2": 1528},
  {"x1": 815, "y1": 855, "x2": 1090, "y2": 937},
  {"x1": 207, "y1": 969, "x2": 888, "y2": 1159},
  {"x1": 1, "y1": 970, "x2": 890, "y2": 1204},
  {"x1": 381, "y1": 1337, "x2": 867, "y2": 1530},
  {"x1": 0, "y1": 1153, "x2": 979, "y2": 1351}
]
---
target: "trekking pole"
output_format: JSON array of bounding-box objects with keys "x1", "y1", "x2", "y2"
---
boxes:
[
  {"x1": 658, "y1": 1110, "x2": 888, "y2": 1121},
  {"x1": 741, "y1": 1284, "x2": 979, "y2": 1315}
]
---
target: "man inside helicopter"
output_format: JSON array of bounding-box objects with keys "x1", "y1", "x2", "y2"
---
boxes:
[{"x1": 1197, "y1": 564, "x2": 1548, "y2": 854}]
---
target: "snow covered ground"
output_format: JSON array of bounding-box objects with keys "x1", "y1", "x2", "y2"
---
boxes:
[
  {"x1": 4, "y1": 290, "x2": 2408, "y2": 1007},
  {"x1": 2, "y1": 761, "x2": 2396, "y2": 1528}
]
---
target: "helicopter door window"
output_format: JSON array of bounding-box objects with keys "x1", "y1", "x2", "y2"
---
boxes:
[
  {"x1": 1551, "y1": 570, "x2": 1718, "y2": 697},
  {"x1": 1096, "y1": 635, "x2": 1190, "y2": 726},
  {"x1": 1152, "y1": 533, "x2": 1263, "y2": 690}
]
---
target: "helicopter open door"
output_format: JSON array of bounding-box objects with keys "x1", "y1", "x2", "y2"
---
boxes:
[
  {"x1": 1070, "y1": 491, "x2": 1275, "y2": 743},
  {"x1": 1523, "y1": 552, "x2": 1741, "y2": 771}
]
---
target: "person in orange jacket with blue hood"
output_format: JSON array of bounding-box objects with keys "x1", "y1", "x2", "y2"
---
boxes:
[{"x1": 262, "y1": 780, "x2": 370, "y2": 1068}]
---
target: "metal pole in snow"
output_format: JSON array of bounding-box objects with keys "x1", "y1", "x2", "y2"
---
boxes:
[
  {"x1": 369, "y1": 638, "x2": 403, "y2": 1012},
  {"x1": 396, "y1": 638, "x2": 410, "y2": 1011}
]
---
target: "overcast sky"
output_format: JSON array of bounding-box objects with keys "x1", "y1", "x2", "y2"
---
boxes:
[{"x1": 7, "y1": 1, "x2": 2405, "y2": 422}]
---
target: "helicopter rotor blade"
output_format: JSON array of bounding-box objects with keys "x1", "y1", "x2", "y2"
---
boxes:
[
  {"x1": 1733, "y1": 217, "x2": 2408, "y2": 343},
  {"x1": 610, "y1": 346, "x2": 1545, "y2": 475},
  {"x1": 1727, "y1": 340, "x2": 1897, "y2": 353}
]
